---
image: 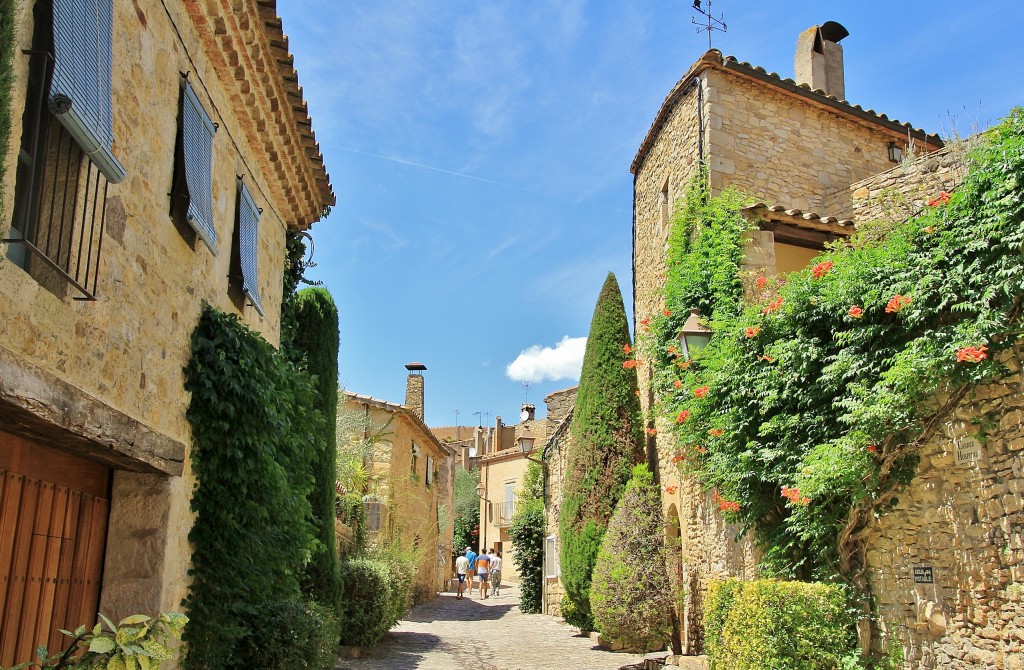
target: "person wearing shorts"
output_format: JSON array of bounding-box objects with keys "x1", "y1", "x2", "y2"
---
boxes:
[
  {"x1": 464, "y1": 546, "x2": 477, "y2": 594},
  {"x1": 475, "y1": 548, "x2": 491, "y2": 599},
  {"x1": 455, "y1": 549, "x2": 470, "y2": 599}
]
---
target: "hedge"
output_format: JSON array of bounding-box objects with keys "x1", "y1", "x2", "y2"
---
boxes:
[{"x1": 705, "y1": 579, "x2": 855, "y2": 670}]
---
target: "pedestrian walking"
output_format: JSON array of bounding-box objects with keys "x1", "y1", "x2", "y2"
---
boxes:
[
  {"x1": 455, "y1": 549, "x2": 470, "y2": 600},
  {"x1": 464, "y1": 546, "x2": 477, "y2": 595},
  {"x1": 475, "y1": 547, "x2": 491, "y2": 599},
  {"x1": 488, "y1": 549, "x2": 503, "y2": 596}
]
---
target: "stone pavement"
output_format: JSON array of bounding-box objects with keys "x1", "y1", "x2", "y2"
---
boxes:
[{"x1": 334, "y1": 583, "x2": 647, "y2": 670}]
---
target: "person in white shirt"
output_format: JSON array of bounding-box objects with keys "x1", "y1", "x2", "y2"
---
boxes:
[
  {"x1": 488, "y1": 549, "x2": 503, "y2": 597},
  {"x1": 455, "y1": 549, "x2": 471, "y2": 600}
]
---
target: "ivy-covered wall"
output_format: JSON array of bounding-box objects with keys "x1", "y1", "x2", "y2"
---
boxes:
[{"x1": 646, "y1": 109, "x2": 1024, "y2": 662}]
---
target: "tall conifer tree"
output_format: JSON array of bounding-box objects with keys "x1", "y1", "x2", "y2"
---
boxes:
[{"x1": 559, "y1": 272, "x2": 644, "y2": 629}]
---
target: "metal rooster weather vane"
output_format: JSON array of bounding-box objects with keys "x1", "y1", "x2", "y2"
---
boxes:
[{"x1": 690, "y1": 0, "x2": 727, "y2": 50}]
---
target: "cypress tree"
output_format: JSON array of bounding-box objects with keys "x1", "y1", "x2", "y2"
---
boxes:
[
  {"x1": 559, "y1": 272, "x2": 644, "y2": 629},
  {"x1": 289, "y1": 287, "x2": 342, "y2": 610}
]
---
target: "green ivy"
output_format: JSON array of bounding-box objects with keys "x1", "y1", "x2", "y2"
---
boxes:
[
  {"x1": 0, "y1": 0, "x2": 15, "y2": 221},
  {"x1": 649, "y1": 109, "x2": 1024, "y2": 591},
  {"x1": 288, "y1": 287, "x2": 343, "y2": 611},
  {"x1": 182, "y1": 305, "x2": 320, "y2": 669},
  {"x1": 508, "y1": 462, "x2": 545, "y2": 613}
]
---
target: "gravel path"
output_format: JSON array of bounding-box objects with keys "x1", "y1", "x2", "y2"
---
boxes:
[{"x1": 334, "y1": 584, "x2": 646, "y2": 670}]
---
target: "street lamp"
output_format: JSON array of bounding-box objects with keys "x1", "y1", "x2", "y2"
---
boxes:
[
  {"x1": 678, "y1": 308, "x2": 713, "y2": 360},
  {"x1": 518, "y1": 430, "x2": 546, "y2": 468}
]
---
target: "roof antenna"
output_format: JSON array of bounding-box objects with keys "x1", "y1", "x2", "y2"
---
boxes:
[
  {"x1": 523, "y1": 382, "x2": 531, "y2": 404},
  {"x1": 690, "y1": 0, "x2": 727, "y2": 50}
]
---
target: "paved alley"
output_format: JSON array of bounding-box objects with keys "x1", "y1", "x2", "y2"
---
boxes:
[{"x1": 334, "y1": 584, "x2": 647, "y2": 670}]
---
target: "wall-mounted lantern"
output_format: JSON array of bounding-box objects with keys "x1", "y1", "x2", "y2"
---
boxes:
[
  {"x1": 678, "y1": 308, "x2": 713, "y2": 360},
  {"x1": 887, "y1": 141, "x2": 902, "y2": 163}
]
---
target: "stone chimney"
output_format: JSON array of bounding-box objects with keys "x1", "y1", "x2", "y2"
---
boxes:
[
  {"x1": 794, "y1": 21, "x2": 849, "y2": 100},
  {"x1": 521, "y1": 403, "x2": 536, "y2": 422},
  {"x1": 404, "y1": 362, "x2": 426, "y2": 420}
]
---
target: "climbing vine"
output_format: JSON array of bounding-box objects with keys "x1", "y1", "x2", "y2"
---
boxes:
[
  {"x1": 646, "y1": 110, "x2": 1024, "y2": 594},
  {"x1": 183, "y1": 305, "x2": 320, "y2": 668}
]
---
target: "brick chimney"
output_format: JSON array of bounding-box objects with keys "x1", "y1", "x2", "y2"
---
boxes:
[
  {"x1": 404, "y1": 362, "x2": 426, "y2": 420},
  {"x1": 794, "y1": 21, "x2": 849, "y2": 100}
]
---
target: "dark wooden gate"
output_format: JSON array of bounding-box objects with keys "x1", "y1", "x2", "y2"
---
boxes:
[{"x1": 0, "y1": 432, "x2": 110, "y2": 666}]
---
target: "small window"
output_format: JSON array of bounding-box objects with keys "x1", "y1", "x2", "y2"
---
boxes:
[
  {"x1": 545, "y1": 535, "x2": 559, "y2": 578},
  {"x1": 425, "y1": 455, "x2": 434, "y2": 487},
  {"x1": 228, "y1": 181, "x2": 264, "y2": 316},
  {"x1": 410, "y1": 442, "x2": 420, "y2": 479},
  {"x1": 171, "y1": 80, "x2": 217, "y2": 254}
]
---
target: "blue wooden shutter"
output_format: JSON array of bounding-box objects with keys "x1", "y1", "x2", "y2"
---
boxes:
[
  {"x1": 181, "y1": 82, "x2": 217, "y2": 253},
  {"x1": 49, "y1": 0, "x2": 125, "y2": 183},
  {"x1": 237, "y1": 183, "x2": 264, "y2": 316}
]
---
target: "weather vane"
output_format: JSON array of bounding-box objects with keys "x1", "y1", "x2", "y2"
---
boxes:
[{"x1": 690, "y1": 0, "x2": 727, "y2": 50}]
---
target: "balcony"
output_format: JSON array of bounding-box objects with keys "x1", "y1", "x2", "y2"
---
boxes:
[{"x1": 489, "y1": 501, "x2": 515, "y2": 527}]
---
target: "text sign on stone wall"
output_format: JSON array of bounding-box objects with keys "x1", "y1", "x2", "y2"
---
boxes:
[
  {"x1": 954, "y1": 437, "x2": 982, "y2": 466},
  {"x1": 913, "y1": 566, "x2": 934, "y2": 584}
]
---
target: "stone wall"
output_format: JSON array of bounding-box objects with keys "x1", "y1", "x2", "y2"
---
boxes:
[
  {"x1": 864, "y1": 345, "x2": 1024, "y2": 669},
  {"x1": 542, "y1": 386, "x2": 576, "y2": 616},
  {"x1": 850, "y1": 145, "x2": 965, "y2": 224}
]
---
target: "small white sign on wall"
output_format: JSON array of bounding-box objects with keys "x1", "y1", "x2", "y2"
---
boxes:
[{"x1": 954, "y1": 436, "x2": 982, "y2": 466}]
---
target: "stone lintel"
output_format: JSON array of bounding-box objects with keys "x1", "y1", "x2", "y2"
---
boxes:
[{"x1": 0, "y1": 344, "x2": 185, "y2": 475}]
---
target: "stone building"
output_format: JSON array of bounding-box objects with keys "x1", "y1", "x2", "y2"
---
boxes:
[
  {"x1": 476, "y1": 403, "x2": 547, "y2": 584},
  {"x1": 631, "y1": 22, "x2": 947, "y2": 655},
  {"x1": 539, "y1": 385, "x2": 576, "y2": 616},
  {"x1": 341, "y1": 365, "x2": 457, "y2": 600},
  {"x1": 0, "y1": 0, "x2": 331, "y2": 665}
]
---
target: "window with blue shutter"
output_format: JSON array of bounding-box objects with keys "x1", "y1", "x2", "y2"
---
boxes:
[
  {"x1": 236, "y1": 182, "x2": 264, "y2": 316},
  {"x1": 49, "y1": 0, "x2": 125, "y2": 183},
  {"x1": 178, "y1": 81, "x2": 218, "y2": 254}
]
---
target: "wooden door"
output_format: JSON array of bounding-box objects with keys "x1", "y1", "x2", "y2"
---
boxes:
[{"x1": 0, "y1": 432, "x2": 110, "y2": 667}]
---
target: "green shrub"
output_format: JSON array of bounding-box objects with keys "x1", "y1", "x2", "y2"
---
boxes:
[
  {"x1": 590, "y1": 465, "x2": 672, "y2": 650},
  {"x1": 236, "y1": 600, "x2": 340, "y2": 670},
  {"x1": 705, "y1": 579, "x2": 856, "y2": 670},
  {"x1": 508, "y1": 496, "x2": 545, "y2": 613},
  {"x1": 183, "y1": 305, "x2": 319, "y2": 669},
  {"x1": 337, "y1": 558, "x2": 399, "y2": 647},
  {"x1": 560, "y1": 272, "x2": 645, "y2": 629},
  {"x1": 288, "y1": 287, "x2": 343, "y2": 611},
  {"x1": 453, "y1": 468, "x2": 480, "y2": 553}
]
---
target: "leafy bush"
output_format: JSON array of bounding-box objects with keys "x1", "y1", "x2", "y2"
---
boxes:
[
  {"x1": 590, "y1": 465, "x2": 672, "y2": 650},
  {"x1": 5, "y1": 612, "x2": 187, "y2": 670},
  {"x1": 288, "y1": 287, "x2": 343, "y2": 611},
  {"x1": 705, "y1": 579, "x2": 855, "y2": 670},
  {"x1": 236, "y1": 600, "x2": 340, "y2": 670},
  {"x1": 337, "y1": 558, "x2": 400, "y2": 647},
  {"x1": 648, "y1": 110, "x2": 1024, "y2": 589},
  {"x1": 560, "y1": 272, "x2": 645, "y2": 629},
  {"x1": 183, "y1": 305, "x2": 320, "y2": 668},
  {"x1": 508, "y1": 496, "x2": 545, "y2": 613}
]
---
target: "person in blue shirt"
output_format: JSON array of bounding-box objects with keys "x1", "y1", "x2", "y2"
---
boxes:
[{"x1": 464, "y1": 547, "x2": 477, "y2": 595}]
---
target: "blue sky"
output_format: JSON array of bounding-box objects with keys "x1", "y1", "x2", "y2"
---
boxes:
[{"x1": 277, "y1": 0, "x2": 1023, "y2": 428}]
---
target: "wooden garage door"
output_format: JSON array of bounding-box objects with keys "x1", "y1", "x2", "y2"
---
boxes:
[{"x1": 0, "y1": 432, "x2": 110, "y2": 667}]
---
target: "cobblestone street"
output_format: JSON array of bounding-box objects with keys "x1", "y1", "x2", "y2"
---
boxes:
[{"x1": 334, "y1": 584, "x2": 646, "y2": 670}]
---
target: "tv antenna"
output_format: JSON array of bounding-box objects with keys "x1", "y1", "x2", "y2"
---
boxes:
[
  {"x1": 454, "y1": 408, "x2": 460, "y2": 438},
  {"x1": 690, "y1": 0, "x2": 727, "y2": 50},
  {"x1": 473, "y1": 410, "x2": 482, "y2": 427},
  {"x1": 522, "y1": 382, "x2": 531, "y2": 403}
]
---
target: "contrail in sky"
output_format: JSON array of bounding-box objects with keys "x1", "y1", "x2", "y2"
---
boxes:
[{"x1": 337, "y1": 147, "x2": 627, "y2": 214}]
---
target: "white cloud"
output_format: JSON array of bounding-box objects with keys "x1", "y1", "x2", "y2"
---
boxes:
[{"x1": 506, "y1": 336, "x2": 586, "y2": 383}]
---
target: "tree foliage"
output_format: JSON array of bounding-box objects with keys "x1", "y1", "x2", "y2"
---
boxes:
[
  {"x1": 453, "y1": 467, "x2": 480, "y2": 553},
  {"x1": 0, "y1": 0, "x2": 14, "y2": 220},
  {"x1": 288, "y1": 287, "x2": 342, "y2": 610},
  {"x1": 590, "y1": 465, "x2": 673, "y2": 650},
  {"x1": 183, "y1": 305, "x2": 320, "y2": 669},
  {"x1": 509, "y1": 461, "x2": 545, "y2": 613},
  {"x1": 560, "y1": 272, "x2": 645, "y2": 629},
  {"x1": 648, "y1": 110, "x2": 1024, "y2": 592}
]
